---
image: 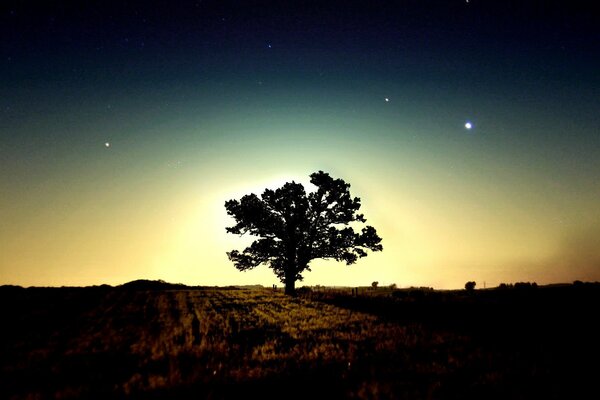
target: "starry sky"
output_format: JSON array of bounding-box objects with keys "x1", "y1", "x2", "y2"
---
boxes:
[{"x1": 1, "y1": 0, "x2": 599, "y2": 288}]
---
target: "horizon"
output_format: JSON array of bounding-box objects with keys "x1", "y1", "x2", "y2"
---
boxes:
[
  {"x1": 1, "y1": 1, "x2": 599, "y2": 289},
  {"x1": 2, "y1": 277, "x2": 596, "y2": 292}
]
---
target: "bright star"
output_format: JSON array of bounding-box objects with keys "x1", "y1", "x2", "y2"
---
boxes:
[
  {"x1": 104, "y1": 142, "x2": 111, "y2": 148},
  {"x1": 465, "y1": 122, "x2": 473, "y2": 130},
  {"x1": 385, "y1": 98, "x2": 389, "y2": 102}
]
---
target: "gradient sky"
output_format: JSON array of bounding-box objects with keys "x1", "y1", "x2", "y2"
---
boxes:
[{"x1": 1, "y1": 0, "x2": 599, "y2": 288}]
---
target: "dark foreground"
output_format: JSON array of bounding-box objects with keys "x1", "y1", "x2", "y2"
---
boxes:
[{"x1": 1, "y1": 281, "x2": 599, "y2": 399}]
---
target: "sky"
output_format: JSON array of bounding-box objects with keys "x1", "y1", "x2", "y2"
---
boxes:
[{"x1": 1, "y1": 0, "x2": 599, "y2": 289}]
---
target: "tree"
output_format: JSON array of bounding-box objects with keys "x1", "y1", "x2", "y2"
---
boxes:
[
  {"x1": 465, "y1": 281, "x2": 476, "y2": 292},
  {"x1": 371, "y1": 281, "x2": 379, "y2": 289},
  {"x1": 225, "y1": 171, "x2": 383, "y2": 295}
]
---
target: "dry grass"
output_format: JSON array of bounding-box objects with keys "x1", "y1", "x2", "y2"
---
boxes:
[{"x1": 1, "y1": 285, "x2": 598, "y2": 399}]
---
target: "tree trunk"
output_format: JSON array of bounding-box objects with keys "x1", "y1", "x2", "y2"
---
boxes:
[
  {"x1": 284, "y1": 234, "x2": 297, "y2": 295},
  {"x1": 284, "y1": 267, "x2": 296, "y2": 296}
]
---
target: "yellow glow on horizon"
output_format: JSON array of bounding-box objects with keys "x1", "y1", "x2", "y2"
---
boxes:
[{"x1": 2, "y1": 124, "x2": 599, "y2": 289}]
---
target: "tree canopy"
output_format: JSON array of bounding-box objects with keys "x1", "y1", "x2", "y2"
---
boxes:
[{"x1": 225, "y1": 171, "x2": 383, "y2": 295}]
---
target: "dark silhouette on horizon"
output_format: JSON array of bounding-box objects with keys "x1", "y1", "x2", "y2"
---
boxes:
[
  {"x1": 464, "y1": 281, "x2": 476, "y2": 292},
  {"x1": 225, "y1": 171, "x2": 383, "y2": 295}
]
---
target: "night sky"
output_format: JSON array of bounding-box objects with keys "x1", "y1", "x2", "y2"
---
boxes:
[{"x1": 1, "y1": 0, "x2": 599, "y2": 288}]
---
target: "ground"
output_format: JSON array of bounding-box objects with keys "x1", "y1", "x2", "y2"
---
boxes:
[{"x1": 0, "y1": 283, "x2": 598, "y2": 399}]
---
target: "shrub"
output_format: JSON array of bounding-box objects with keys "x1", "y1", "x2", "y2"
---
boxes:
[{"x1": 464, "y1": 281, "x2": 476, "y2": 292}]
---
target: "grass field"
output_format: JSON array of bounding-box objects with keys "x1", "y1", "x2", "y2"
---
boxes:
[{"x1": 1, "y1": 282, "x2": 598, "y2": 399}]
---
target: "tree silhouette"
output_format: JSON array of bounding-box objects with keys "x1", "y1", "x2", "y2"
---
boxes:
[{"x1": 225, "y1": 171, "x2": 383, "y2": 295}]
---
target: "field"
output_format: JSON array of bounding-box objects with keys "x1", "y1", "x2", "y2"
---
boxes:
[{"x1": 1, "y1": 282, "x2": 599, "y2": 399}]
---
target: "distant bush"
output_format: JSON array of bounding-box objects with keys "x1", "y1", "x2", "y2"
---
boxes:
[
  {"x1": 572, "y1": 281, "x2": 600, "y2": 291},
  {"x1": 514, "y1": 282, "x2": 537, "y2": 290},
  {"x1": 296, "y1": 286, "x2": 313, "y2": 295},
  {"x1": 496, "y1": 282, "x2": 537, "y2": 291},
  {"x1": 389, "y1": 283, "x2": 397, "y2": 290},
  {"x1": 372, "y1": 281, "x2": 379, "y2": 289},
  {"x1": 464, "y1": 281, "x2": 476, "y2": 292}
]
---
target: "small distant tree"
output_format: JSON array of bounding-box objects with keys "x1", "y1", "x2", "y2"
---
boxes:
[
  {"x1": 465, "y1": 281, "x2": 476, "y2": 292},
  {"x1": 372, "y1": 281, "x2": 379, "y2": 289},
  {"x1": 225, "y1": 171, "x2": 383, "y2": 296},
  {"x1": 389, "y1": 283, "x2": 397, "y2": 290}
]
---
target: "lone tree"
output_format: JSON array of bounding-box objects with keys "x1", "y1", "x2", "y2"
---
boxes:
[{"x1": 225, "y1": 171, "x2": 383, "y2": 295}]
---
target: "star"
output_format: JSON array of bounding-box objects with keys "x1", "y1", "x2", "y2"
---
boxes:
[
  {"x1": 104, "y1": 142, "x2": 111, "y2": 148},
  {"x1": 384, "y1": 97, "x2": 389, "y2": 102},
  {"x1": 465, "y1": 121, "x2": 473, "y2": 130}
]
